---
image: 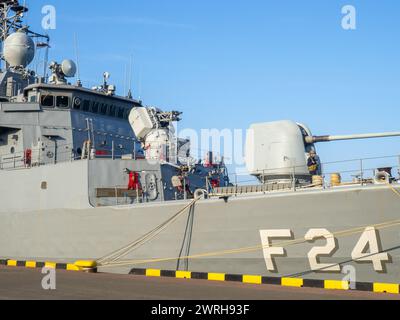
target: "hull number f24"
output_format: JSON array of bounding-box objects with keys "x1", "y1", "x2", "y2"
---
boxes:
[{"x1": 259, "y1": 227, "x2": 390, "y2": 273}]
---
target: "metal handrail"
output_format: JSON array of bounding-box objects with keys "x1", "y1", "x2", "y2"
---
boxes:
[
  {"x1": 228, "y1": 154, "x2": 400, "y2": 188},
  {"x1": 1, "y1": 143, "x2": 399, "y2": 192}
]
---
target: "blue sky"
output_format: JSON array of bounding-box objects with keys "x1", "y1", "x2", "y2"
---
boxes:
[{"x1": 24, "y1": 0, "x2": 400, "y2": 177}]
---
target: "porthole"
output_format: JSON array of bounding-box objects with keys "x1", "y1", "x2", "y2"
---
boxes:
[{"x1": 73, "y1": 97, "x2": 82, "y2": 109}]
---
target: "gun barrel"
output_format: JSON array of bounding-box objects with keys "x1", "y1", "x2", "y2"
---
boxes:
[{"x1": 305, "y1": 132, "x2": 400, "y2": 144}]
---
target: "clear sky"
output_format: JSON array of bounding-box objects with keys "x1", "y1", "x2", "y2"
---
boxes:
[{"x1": 24, "y1": 0, "x2": 400, "y2": 178}]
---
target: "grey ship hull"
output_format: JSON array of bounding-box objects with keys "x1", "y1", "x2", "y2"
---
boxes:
[{"x1": 1, "y1": 174, "x2": 400, "y2": 284}]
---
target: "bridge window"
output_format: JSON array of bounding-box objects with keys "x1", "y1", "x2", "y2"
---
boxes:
[
  {"x1": 92, "y1": 102, "x2": 99, "y2": 113},
  {"x1": 109, "y1": 105, "x2": 116, "y2": 117},
  {"x1": 123, "y1": 109, "x2": 130, "y2": 119},
  {"x1": 100, "y1": 103, "x2": 108, "y2": 115},
  {"x1": 56, "y1": 96, "x2": 70, "y2": 108},
  {"x1": 117, "y1": 107, "x2": 124, "y2": 119},
  {"x1": 82, "y1": 100, "x2": 90, "y2": 111},
  {"x1": 41, "y1": 95, "x2": 54, "y2": 108}
]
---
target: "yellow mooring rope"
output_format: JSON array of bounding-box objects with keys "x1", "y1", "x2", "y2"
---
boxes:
[
  {"x1": 98, "y1": 184, "x2": 400, "y2": 269},
  {"x1": 97, "y1": 198, "x2": 199, "y2": 265}
]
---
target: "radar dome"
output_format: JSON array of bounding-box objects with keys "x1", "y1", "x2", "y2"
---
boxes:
[
  {"x1": 3, "y1": 32, "x2": 35, "y2": 67},
  {"x1": 61, "y1": 59, "x2": 77, "y2": 78}
]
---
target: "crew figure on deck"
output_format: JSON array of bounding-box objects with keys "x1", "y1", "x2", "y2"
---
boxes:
[{"x1": 307, "y1": 150, "x2": 321, "y2": 176}]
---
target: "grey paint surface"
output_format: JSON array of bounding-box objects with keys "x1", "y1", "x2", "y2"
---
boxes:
[{"x1": 0, "y1": 160, "x2": 399, "y2": 284}]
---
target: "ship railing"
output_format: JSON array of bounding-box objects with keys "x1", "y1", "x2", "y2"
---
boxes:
[
  {"x1": 1, "y1": 146, "x2": 400, "y2": 193},
  {"x1": 0, "y1": 142, "x2": 136, "y2": 171},
  {"x1": 0, "y1": 143, "x2": 78, "y2": 171},
  {"x1": 222, "y1": 154, "x2": 400, "y2": 195}
]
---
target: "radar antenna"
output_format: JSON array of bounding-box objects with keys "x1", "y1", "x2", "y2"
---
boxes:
[
  {"x1": 91, "y1": 72, "x2": 116, "y2": 96},
  {"x1": 48, "y1": 60, "x2": 77, "y2": 84}
]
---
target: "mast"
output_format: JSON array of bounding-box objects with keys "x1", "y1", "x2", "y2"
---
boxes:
[{"x1": 0, "y1": 0, "x2": 49, "y2": 73}]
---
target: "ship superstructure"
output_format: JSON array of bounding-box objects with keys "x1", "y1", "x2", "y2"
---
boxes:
[{"x1": 0, "y1": 0, "x2": 230, "y2": 210}]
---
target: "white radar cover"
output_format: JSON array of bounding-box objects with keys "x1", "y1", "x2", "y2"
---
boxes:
[
  {"x1": 61, "y1": 59, "x2": 77, "y2": 77},
  {"x1": 3, "y1": 32, "x2": 35, "y2": 67}
]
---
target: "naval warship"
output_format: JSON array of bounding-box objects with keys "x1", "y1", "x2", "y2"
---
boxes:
[{"x1": 1, "y1": 0, "x2": 400, "y2": 284}]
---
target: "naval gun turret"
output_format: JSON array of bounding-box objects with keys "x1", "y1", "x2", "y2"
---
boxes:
[{"x1": 245, "y1": 120, "x2": 400, "y2": 185}]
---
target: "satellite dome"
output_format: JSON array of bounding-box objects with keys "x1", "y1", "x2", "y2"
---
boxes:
[
  {"x1": 61, "y1": 59, "x2": 77, "y2": 77},
  {"x1": 3, "y1": 31, "x2": 35, "y2": 67}
]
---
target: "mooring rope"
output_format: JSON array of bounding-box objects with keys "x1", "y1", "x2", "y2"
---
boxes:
[{"x1": 97, "y1": 198, "x2": 198, "y2": 266}]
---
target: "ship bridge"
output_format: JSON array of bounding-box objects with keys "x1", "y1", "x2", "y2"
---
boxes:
[
  {"x1": 23, "y1": 83, "x2": 142, "y2": 120},
  {"x1": 0, "y1": 82, "x2": 143, "y2": 170}
]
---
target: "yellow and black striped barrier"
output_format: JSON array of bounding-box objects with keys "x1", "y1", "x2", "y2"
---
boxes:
[
  {"x1": 2, "y1": 259, "x2": 399, "y2": 295},
  {"x1": 0, "y1": 259, "x2": 97, "y2": 272},
  {"x1": 129, "y1": 268, "x2": 400, "y2": 295}
]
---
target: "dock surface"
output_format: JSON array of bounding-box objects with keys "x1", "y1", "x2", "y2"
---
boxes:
[{"x1": 0, "y1": 266, "x2": 398, "y2": 300}]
